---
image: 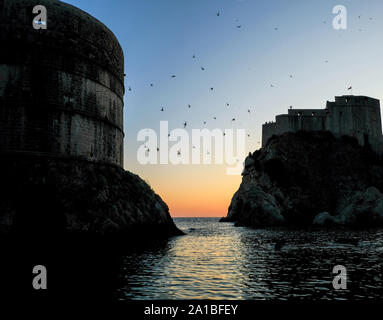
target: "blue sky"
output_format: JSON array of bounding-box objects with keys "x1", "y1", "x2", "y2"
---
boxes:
[{"x1": 64, "y1": 0, "x2": 383, "y2": 216}]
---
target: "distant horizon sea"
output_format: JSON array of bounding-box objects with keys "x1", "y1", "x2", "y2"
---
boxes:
[{"x1": 116, "y1": 217, "x2": 383, "y2": 300}]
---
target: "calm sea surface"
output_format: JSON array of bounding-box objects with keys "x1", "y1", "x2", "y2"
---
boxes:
[{"x1": 116, "y1": 218, "x2": 383, "y2": 300}]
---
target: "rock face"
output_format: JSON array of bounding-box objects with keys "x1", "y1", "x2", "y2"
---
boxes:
[
  {"x1": 0, "y1": 157, "x2": 183, "y2": 301},
  {"x1": 0, "y1": 157, "x2": 182, "y2": 238},
  {"x1": 221, "y1": 131, "x2": 383, "y2": 228}
]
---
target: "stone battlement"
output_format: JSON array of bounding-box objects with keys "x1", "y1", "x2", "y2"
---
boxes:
[{"x1": 262, "y1": 95, "x2": 383, "y2": 154}]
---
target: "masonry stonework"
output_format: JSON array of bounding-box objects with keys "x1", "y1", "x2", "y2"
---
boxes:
[
  {"x1": 262, "y1": 96, "x2": 383, "y2": 155},
  {"x1": 0, "y1": 0, "x2": 125, "y2": 166}
]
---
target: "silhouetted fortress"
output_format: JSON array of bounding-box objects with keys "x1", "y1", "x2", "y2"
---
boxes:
[
  {"x1": 262, "y1": 95, "x2": 383, "y2": 154},
  {"x1": 0, "y1": 0, "x2": 124, "y2": 166}
]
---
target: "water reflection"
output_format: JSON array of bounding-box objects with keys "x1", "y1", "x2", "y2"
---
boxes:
[{"x1": 116, "y1": 218, "x2": 383, "y2": 300}]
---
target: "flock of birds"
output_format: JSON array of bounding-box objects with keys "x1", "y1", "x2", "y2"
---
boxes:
[{"x1": 127, "y1": 10, "x2": 375, "y2": 155}]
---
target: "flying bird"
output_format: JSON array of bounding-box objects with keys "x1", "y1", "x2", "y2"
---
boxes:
[
  {"x1": 289, "y1": 75, "x2": 293, "y2": 78},
  {"x1": 183, "y1": 121, "x2": 187, "y2": 128},
  {"x1": 232, "y1": 118, "x2": 236, "y2": 122},
  {"x1": 171, "y1": 75, "x2": 176, "y2": 78},
  {"x1": 213, "y1": 117, "x2": 217, "y2": 120},
  {"x1": 226, "y1": 103, "x2": 230, "y2": 107},
  {"x1": 201, "y1": 67, "x2": 206, "y2": 71},
  {"x1": 236, "y1": 25, "x2": 242, "y2": 28},
  {"x1": 217, "y1": 12, "x2": 220, "y2": 17},
  {"x1": 161, "y1": 107, "x2": 164, "y2": 112},
  {"x1": 248, "y1": 109, "x2": 251, "y2": 114},
  {"x1": 128, "y1": 86, "x2": 132, "y2": 91},
  {"x1": 274, "y1": 27, "x2": 278, "y2": 30},
  {"x1": 192, "y1": 54, "x2": 196, "y2": 59},
  {"x1": 150, "y1": 83, "x2": 153, "y2": 87},
  {"x1": 210, "y1": 87, "x2": 214, "y2": 91},
  {"x1": 270, "y1": 84, "x2": 274, "y2": 88},
  {"x1": 188, "y1": 104, "x2": 191, "y2": 108}
]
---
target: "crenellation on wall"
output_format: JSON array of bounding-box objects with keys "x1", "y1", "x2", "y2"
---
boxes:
[{"x1": 262, "y1": 95, "x2": 383, "y2": 155}]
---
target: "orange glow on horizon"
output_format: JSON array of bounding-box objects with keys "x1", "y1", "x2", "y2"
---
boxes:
[{"x1": 129, "y1": 164, "x2": 242, "y2": 217}]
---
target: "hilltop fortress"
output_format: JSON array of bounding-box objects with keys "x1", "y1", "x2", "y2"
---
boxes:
[{"x1": 262, "y1": 95, "x2": 383, "y2": 154}]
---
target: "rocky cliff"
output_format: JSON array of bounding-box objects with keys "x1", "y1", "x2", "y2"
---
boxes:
[
  {"x1": 0, "y1": 157, "x2": 182, "y2": 238},
  {"x1": 221, "y1": 131, "x2": 383, "y2": 228},
  {"x1": 0, "y1": 157, "x2": 182, "y2": 301}
]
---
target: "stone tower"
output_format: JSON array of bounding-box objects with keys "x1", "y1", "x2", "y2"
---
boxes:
[
  {"x1": 262, "y1": 95, "x2": 383, "y2": 154},
  {"x1": 0, "y1": 0, "x2": 124, "y2": 166}
]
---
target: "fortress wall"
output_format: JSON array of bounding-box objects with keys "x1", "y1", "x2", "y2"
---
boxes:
[
  {"x1": 262, "y1": 96, "x2": 383, "y2": 154},
  {"x1": 0, "y1": 0, "x2": 125, "y2": 167},
  {"x1": 262, "y1": 122, "x2": 278, "y2": 146}
]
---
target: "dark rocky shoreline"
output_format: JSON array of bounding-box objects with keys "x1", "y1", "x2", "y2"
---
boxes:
[
  {"x1": 0, "y1": 156, "x2": 182, "y2": 301},
  {"x1": 0, "y1": 156, "x2": 182, "y2": 237},
  {"x1": 221, "y1": 131, "x2": 383, "y2": 228}
]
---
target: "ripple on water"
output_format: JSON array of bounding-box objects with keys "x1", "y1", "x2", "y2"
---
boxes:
[{"x1": 116, "y1": 218, "x2": 383, "y2": 300}]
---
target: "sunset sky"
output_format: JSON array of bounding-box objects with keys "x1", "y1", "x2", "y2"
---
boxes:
[{"x1": 65, "y1": 0, "x2": 383, "y2": 217}]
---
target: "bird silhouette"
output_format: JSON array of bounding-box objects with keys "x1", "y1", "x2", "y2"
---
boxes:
[
  {"x1": 183, "y1": 121, "x2": 187, "y2": 128},
  {"x1": 236, "y1": 25, "x2": 242, "y2": 28},
  {"x1": 217, "y1": 12, "x2": 220, "y2": 17},
  {"x1": 171, "y1": 75, "x2": 176, "y2": 78},
  {"x1": 150, "y1": 83, "x2": 153, "y2": 87},
  {"x1": 270, "y1": 84, "x2": 274, "y2": 88},
  {"x1": 248, "y1": 109, "x2": 251, "y2": 114},
  {"x1": 192, "y1": 54, "x2": 196, "y2": 59},
  {"x1": 177, "y1": 150, "x2": 181, "y2": 156},
  {"x1": 128, "y1": 86, "x2": 132, "y2": 91},
  {"x1": 274, "y1": 27, "x2": 278, "y2": 30},
  {"x1": 210, "y1": 87, "x2": 214, "y2": 91},
  {"x1": 289, "y1": 75, "x2": 293, "y2": 78},
  {"x1": 161, "y1": 107, "x2": 164, "y2": 112},
  {"x1": 232, "y1": 118, "x2": 236, "y2": 122},
  {"x1": 226, "y1": 103, "x2": 230, "y2": 107},
  {"x1": 188, "y1": 104, "x2": 191, "y2": 108},
  {"x1": 201, "y1": 67, "x2": 206, "y2": 71},
  {"x1": 213, "y1": 117, "x2": 217, "y2": 120}
]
